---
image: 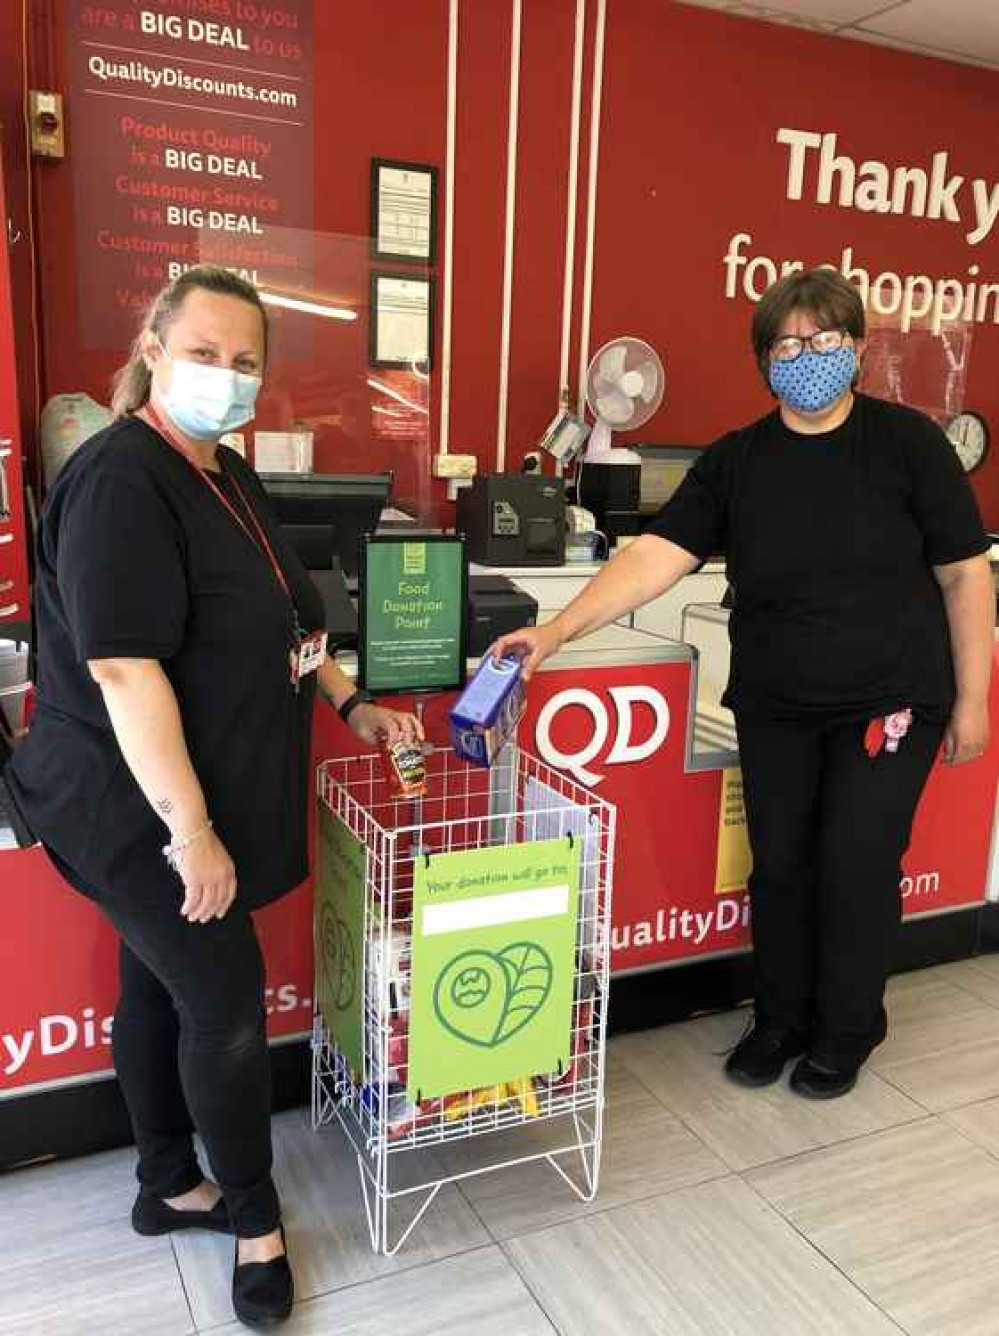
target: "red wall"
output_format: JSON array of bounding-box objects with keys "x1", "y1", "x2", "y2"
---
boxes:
[
  {"x1": 8, "y1": 0, "x2": 999, "y2": 524},
  {"x1": 590, "y1": 0, "x2": 999, "y2": 516},
  {"x1": 0, "y1": 0, "x2": 40, "y2": 492}
]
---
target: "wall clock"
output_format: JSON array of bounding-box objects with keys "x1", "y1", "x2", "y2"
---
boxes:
[{"x1": 946, "y1": 411, "x2": 990, "y2": 473}]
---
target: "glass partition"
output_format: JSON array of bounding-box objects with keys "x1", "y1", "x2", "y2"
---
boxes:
[
  {"x1": 198, "y1": 225, "x2": 434, "y2": 523},
  {"x1": 860, "y1": 319, "x2": 972, "y2": 428},
  {"x1": 682, "y1": 603, "x2": 738, "y2": 767}
]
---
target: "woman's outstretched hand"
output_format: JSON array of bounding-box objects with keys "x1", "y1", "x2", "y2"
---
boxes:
[
  {"x1": 348, "y1": 704, "x2": 424, "y2": 748},
  {"x1": 488, "y1": 623, "x2": 567, "y2": 681}
]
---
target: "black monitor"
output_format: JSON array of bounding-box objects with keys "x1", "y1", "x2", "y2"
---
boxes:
[
  {"x1": 280, "y1": 523, "x2": 336, "y2": 571},
  {"x1": 260, "y1": 473, "x2": 392, "y2": 579}
]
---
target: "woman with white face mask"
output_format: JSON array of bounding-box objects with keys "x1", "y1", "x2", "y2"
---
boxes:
[
  {"x1": 492, "y1": 268, "x2": 994, "y2": 1102},
  {"x1": 2, "y1": 267, "x2": 421, "y2": 1328}
]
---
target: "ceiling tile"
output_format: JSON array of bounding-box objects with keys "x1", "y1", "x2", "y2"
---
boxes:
[
  {"x1": 674, "y1": 0, "x2": 909, "y2": 23},
  {"x1": 671, "y1": 1, "x2": 765, "y2": 13},
  {"x1": 750, "y1": 8, "x2": 839, "y2": 32},
  {"x1": 673, "y1": 0, "x2": 999, "y2": 72},
  {"x1": 838, "y1": 21, "x2": 999, "y2": 70},
  {"x1": 747, "y1": 0, "x2": 906, "y2": 22},
  {"x1": 859, "y1": 0, "x2": 999, "y2": 66}
]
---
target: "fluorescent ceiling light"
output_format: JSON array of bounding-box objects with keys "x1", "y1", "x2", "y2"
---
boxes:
[
  {"x1": 367, "y1": 376, "x2": 429, "y2": 416},
  {"x1": 259, "y1": 290, "x2": 357, "y2": 321}
]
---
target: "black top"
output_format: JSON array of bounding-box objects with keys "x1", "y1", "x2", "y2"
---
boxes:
[
  {"x1": 5, "y1": 416, "x2": 325, "y2": 908},
  {"x1": 645, "y1": 394, "x2": 989, "y2": 724}
]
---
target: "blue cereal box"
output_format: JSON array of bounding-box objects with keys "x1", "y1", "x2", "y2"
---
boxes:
[{"x1": 450, "y1": 655, "x2": 526, "y2": 767}]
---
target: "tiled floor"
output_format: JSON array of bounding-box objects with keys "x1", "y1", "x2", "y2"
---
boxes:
[{"x1": 8, "y1": 960, "x2": 999, "y2": 1333}]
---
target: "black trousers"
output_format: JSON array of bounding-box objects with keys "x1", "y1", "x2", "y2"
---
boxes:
[
  {"x1": 736, "y1": 713, "x2": 945, "y2": 1069},
  {"x1": 49, "y1": 851, "x2": 280, "y2": 1237}
]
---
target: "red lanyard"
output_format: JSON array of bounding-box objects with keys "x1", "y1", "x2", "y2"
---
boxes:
[{"x1": 142, "y1": 405, "x2": 293, "y2": 607}]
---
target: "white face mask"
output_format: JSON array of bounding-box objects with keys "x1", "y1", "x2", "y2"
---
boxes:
[{"x1": 156, "y1": 339, "x2": 261, "y2": 440}]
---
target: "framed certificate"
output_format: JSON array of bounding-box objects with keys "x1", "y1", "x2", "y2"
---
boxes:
[
  {"x1": 371, "y1": 158, "x2": 438, "y2": 263},
  {"x1": 370, "y1": 271, "x2": 435, "y2": 371}
]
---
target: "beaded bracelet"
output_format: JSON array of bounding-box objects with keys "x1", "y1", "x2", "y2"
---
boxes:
[{"x1": 162, "y1": 819, "x2": 213, "y2": 873}]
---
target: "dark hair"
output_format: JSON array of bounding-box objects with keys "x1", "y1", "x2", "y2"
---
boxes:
[
  {"x1": 751, "y1": 268, "x2": 866, "y2": 387},
  {"x1": 111, "y1": 266, "x2": 268, "y2": 416}
]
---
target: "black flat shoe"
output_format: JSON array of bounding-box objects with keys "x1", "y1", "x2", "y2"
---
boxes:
[
  {"x1": 790, "y1": 1056, "x2": 858, "y2": 1100},
  {"x1": 131, "y1": 1189, "x2": 231, "y2": 1236},
  {"x1": 233, "y1": 1227, "x2": 294, "y2": 1329},
  {"x1": 723, "y1": 1023, "x2": 808, "y2": 1088}
]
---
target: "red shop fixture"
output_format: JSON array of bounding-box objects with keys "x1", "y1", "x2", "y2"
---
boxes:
[{"x1": 0, "y1": 141, "x2": 30, "y2": 644}]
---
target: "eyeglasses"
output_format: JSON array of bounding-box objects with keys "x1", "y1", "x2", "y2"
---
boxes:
[{"x1": 770, "y1": 329, "x2": 849, "y2": 363}]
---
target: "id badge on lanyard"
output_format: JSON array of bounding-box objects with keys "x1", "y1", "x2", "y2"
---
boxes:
[{"x1": 290, "y1": 628, "x2": 328, "y2": 690}]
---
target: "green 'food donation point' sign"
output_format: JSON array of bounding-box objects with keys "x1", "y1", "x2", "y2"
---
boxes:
[{"x1": 359, "y1": 537, "x2": 467, "y2": 694}]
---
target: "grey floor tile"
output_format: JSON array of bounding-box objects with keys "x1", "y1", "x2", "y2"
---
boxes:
[
  {"x1": 206, "y1": 1246, "x2": 554, "y2": 1335},
  {"x1": 945, "y1": 1096, "x2": 999, "y2": 1156},
  {"x1": 442, "y1": 1059, "x2": 727, "y2": 1240},
  {"x1": 173, "y1": 1107, "x2": 492, "y2": 1330},
  {"x1": 505, "y1": 1175, "x2": 899, "y2": 1335},
  {"x1": 934, "y1": 954, "x2": 999, "y2": 1010},
  {"x1": 750, "y1": 1117, "x2": 999, "y2": 1336},
  {"x1": 615, "y1": 1009, "x2": 924, "y2": 1171},
  {"x1": 0, "y1": 1143, "x2": 137, "y2": 1239},
  {"x1": 871, "y1": 970, "x2": 999, "y2": 1111},
  {"x1": 0, "y1": 1217, "x2": 192, "y2": 1336},
  {"x1": 15, "y1": 961, "x2": 999, "y2": 1335}
]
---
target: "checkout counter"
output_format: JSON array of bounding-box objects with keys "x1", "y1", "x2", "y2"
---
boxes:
[{"x1": 4, "y1": 550, "x2": 999, "y2": 1167}]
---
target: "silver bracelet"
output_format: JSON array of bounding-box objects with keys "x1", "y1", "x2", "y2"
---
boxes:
[{"x1": 162, "y1": 819, "x2": 213, "y2": 872}]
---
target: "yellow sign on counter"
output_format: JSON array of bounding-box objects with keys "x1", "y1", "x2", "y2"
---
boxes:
[{"x1": 715, "y1": 767, "x2": 753, "y2": 896}]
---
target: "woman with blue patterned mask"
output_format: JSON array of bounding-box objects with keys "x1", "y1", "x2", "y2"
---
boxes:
[{"x1": 492, "y1": 268, "x2": 993, "y2": 1100}]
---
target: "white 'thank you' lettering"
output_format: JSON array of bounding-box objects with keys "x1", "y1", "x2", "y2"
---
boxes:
[{"x1": 776, "y1": 127, "x2": 999, "y2": 246}]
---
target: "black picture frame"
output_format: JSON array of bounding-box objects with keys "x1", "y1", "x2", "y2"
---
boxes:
[
  {"x1": 357, "y1": 534, "x2": 468, "y2": 696},
  {"x1": 369, "y1": 271, "x2": 436, "y2": 372},
  {"x1": 370, "y1": 157, "x2": 439, "y2": 264}
]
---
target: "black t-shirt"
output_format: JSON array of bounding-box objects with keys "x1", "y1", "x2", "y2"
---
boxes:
[
  {"x1": 5, "y1": 416, "x2": 325, "y2": 907},
  {"x1": 645, "y1": 394, "x2": 989, "y2": 724}
]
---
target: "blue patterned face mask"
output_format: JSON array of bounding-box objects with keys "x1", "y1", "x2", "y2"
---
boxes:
[{"x1": 768, "y1": 347, "x2": 856, "y2": 415}]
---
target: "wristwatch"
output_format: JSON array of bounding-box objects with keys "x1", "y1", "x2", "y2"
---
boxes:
[{"x1": 338, "y1": 688, "x2": 372, "y2": 723}]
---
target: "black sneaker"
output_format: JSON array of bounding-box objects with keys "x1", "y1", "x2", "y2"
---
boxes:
[
  {"x1": 789, "y1": 1056, "x2": 858, "y2": 1100},
  {"x1": 723, "y1": 1022, "x2": 808, "y2": 1088}
]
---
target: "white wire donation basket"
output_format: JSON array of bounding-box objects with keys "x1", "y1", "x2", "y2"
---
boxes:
[{"x1": 312, "y1": 744, "x2": 616, "y2": 1256}]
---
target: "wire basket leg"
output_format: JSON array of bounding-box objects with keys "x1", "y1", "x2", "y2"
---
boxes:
[
  {"x1": 545, "y1": 1103, "x2": 604, "y2": 1203},
  {"x1": 545, "y1": 1140, "x2": 601, "y2": 1203},
  {"x1": 356, "y1": 1152, "x2": 382, "y2": 1253},
  {"x1": 366, "y1": 1136, "x2": 446, "y2": 1257},
  {"x1": 311, "y1": 1060, "x2": 322, "y2": 1133},
  {"x1": 381, "y1": 1181, "x2": 446, "y2": 1259},
  {"x1": 311, "y1": 1016, "x2": 337, "y2": 1131}
]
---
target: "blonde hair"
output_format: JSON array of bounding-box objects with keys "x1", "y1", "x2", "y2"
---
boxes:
[{"x1": 110, "y1": 266, "x2": 269, "y2": 417}]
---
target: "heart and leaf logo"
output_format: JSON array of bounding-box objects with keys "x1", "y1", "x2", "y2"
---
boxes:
[
  {"x1": 319, "y1": 903, "x2": 356, "y2": 1011},
  {"x1": 433, "y1": 943, "x2": 553, "y2": 1049}
]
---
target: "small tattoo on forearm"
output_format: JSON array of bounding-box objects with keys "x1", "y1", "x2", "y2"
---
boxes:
[{"x1": 157, "y1": 799, "x2": 174, "y2": 815}]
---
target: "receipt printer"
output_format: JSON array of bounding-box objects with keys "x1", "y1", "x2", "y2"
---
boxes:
[
  {"x1": 467, "y1": 574, "x2": 539, "y2": 655},
  {"x1": 457, "y1": 474, "x2": 566, "y2": 567}
]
